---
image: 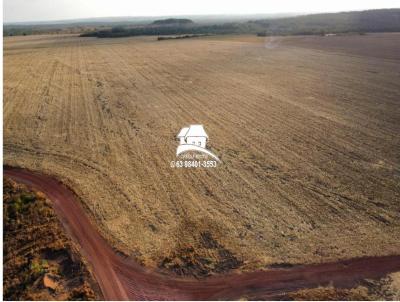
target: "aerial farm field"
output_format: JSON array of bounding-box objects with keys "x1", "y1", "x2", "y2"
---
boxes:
[{"x1": 4, "y1": 33, "x2": 400, "y2": 274}]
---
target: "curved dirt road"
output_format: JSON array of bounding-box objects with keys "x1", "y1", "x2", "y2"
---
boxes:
[{"x1": 4, "y1": 166, "x2": 400, "y2": 300}]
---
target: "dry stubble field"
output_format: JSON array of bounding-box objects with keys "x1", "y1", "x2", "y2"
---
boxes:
[{"x1": 4, "y1": 33, "x2": 400, "y2": 271}]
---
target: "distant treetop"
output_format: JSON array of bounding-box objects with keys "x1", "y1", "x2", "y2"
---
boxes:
[{"x1": 151, "y1": 18, "x2": 194, "y2": 26}]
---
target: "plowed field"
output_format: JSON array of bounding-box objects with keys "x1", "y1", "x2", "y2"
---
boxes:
[{"x1": 4, "y1": 33, "x2": 400, "y2": 271}]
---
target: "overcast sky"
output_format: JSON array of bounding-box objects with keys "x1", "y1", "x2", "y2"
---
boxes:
[{"x1": 4, "y1": 0, "x2": 400, "y2": 23}]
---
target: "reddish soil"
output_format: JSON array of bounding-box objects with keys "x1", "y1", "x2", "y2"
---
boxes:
[{"x1": 4, "y1": 166, "x2": 400, "y2": 300}]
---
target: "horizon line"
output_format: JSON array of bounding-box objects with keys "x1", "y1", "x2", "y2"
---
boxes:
[{"x1": 5, "y1": 8, "x2": 399, "y2": 25}]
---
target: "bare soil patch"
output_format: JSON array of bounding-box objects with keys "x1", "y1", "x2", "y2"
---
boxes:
[
  {"x1": 159, "y1": 231, "x2": 242, "y2": 277},
  {"x1": 279, "y1": 33, "x2": 400, "y2": 60}
]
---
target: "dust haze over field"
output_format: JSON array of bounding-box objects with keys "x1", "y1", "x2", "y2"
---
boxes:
[{"x1": 3, "y1": 33, "x2": 400, "y2": 272}]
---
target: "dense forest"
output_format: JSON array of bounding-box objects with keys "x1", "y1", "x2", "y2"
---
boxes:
[{"x1": 151, "y1": 18, "x2": 194, "y2": 26}]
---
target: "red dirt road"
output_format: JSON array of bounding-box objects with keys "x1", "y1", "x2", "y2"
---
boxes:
[{"x1": 4, "y1": 166, "x2": 400, "y2": 300}]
